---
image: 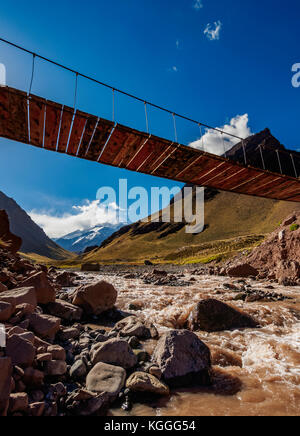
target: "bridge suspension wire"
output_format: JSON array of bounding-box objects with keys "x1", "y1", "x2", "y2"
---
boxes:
[
  {"x1": 0, "y1": 36, "x2": 245, "y2": 142},
  {"x1": 112, "y1": 88, "x2": 115, "y2": 122},
  {"x1": 259, "y1": 145, "x2": 266, "y2": 170},
  {"x1": 221, "y1": 132, "x2": 227, "y2": 157},
  {"x1": 144, "y1": 101, "x2": 149, "y2": 134},
  {"x1": 172, "y1": 113, "x2": 178, "y2": 143},
  {"x1": 276, "y1": 149, "x2": 283, "y2": 175},
  {"x1": 73, "y1": 72, "x2": 78, "y2": 112},
  {"x1": 242, "y1": 140, "x2": 247, "y2": 165},
  {"x1": 199, "y1": 124, "x2": 205, "y2": 152},
  {"x1": 28, "y1": 53, "x2": 36, "y2": 95},
  {"x1": 291, "y1": 153, "x2": 298, "y2": 178}
]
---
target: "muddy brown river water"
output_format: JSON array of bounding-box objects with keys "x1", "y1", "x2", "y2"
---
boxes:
[{"x1": 79, "y1": 271, "x2": 300, "y2": 416}]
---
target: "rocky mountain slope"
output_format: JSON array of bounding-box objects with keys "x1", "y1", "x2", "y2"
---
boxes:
[
  {"x1": 78, "y1": 129, "x2": 300, "y2": 265},
  {"x1": 0, "y1": 191, "x2": 71, "y2": 260},
  {"x1": 54, "y1": 224, "x2": 124, "y2": 254}
]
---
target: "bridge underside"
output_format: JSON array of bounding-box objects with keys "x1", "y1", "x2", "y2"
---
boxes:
[{"x1": 0, "y1": 86, "x2": 300, "y2": 202}]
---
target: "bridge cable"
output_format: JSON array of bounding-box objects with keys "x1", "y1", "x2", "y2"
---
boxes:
[
  {"x1": 0, "y1": 36, "x2": 244, "y2": 142},
  {"x1": 28, "y1": 53, "x2": 36, "y2": 95},
  {"x1": 242, "y1": 140, "x2": 247, "y2": 165},
  {"x1": 291, "y1": 153, "x2": 298, "y2": 178},
  {"x1": 144, "y1": 102, "x2": 149, "y2": 134},
  {"x1": 172, "y1": 113, "x2": 178, "y2": 143},
  {"x1": 112, "y1": 88, "x2": 115, "y2": 122},
  {"x1": 259, "y1": 145, "x2": 266, "y2": 170},
  {"x1": 276, "y1": 150, "x2": 283, "y2": 175}
]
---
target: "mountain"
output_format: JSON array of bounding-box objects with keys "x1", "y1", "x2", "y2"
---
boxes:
[
  {"x1": 54, "y1": 224, "x2": 124, "y2": 253},
  {"x1": 0, "y1": 191, "x2": 72, "y2": 260},
  {"x1": 78, "y1": 129, "x2": 300, "y2": 265}
]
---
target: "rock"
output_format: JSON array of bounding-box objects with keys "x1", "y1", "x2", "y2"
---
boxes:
[
  {"x1": 0, "y1": 287, "x2": 37, "y2": 309},
  {"x1": 188, "y1": 299, "x2": 258, "y2": 332},
  {"x1": 86, "y1": 362, "x2": 126, "y2": 398},
  {"x1": 0, "y1": 301, "x2": 14, "y2": 322},
  {"x1": 6, "y1": 335, "x2": 35, "y2": 367},
  {"x1": 126, "y1": 372, "x2": 169, "y2": 396},
  {"x1": 29, "y1": 313, "x2": 60, "y2": 341},
  {"x1": 149, "y1": 366, "x2": 162, "y2": 380},
  {"x1": 48, "y1": 345, "x2": 66, "y2": 361},
  {"x1": 144, "y1": 260, "x2": 153, "y2": 266},
  {"x1": 0, "y1": 210, "x2": 22, "y2": 253},
  {"x1": 46, "y1": 300, "x2": 83, "y2": 322},
  {"x1": 58, "y1": 327, "x2": 80, "y2": 341},
  {"x1": 227, "y1": 263, "x2": 259, "y2": 278},
  {"x1": 66, "y1": 389, "x2": 109, "y2": 416},
  {"x1": 72, "y1": 281, "x2": 117, "y2": 316},
  {"x1": 282, "y1": 214, "x2": 297, "y2": 226},
  {"x1": 18, "y1": 271, "x2": 56, "y2": 305},
  {"x1": 152, "y1": 330, "x2": 211, "y2": 388},
  {"x1": 55, "y1": 271, "x2": 76, "y2": 287},
  {"x1": 91, "y1": 338, "x2": 137, "y2": 369},
  {"x1": 45, "y1": 360, "x2": 67, "y2": 376},
  {"x1": 9, "y1": 392, "x2": 28, "y2": 414},
  {"x1": 70, "y1": 360, "x2": 87, "y2": 380},
  {"x1": 0, "y1": 357, "x2": 12, "y2": 416},
  {"x1": 113, "y1": 316, "x2": 157, "y2": 339},
  {"x1": 0, "y1": 282, "x2": 8, "y2": 293},
  {"x1": 81, "y1": 263, "x2": 100, "y2": 272},
  {"x1": 36, "y1": 353, "x2": 52, "y2": 362},
  {"x1": 23, "y1": 368, "x2": 44, "y2": 387},
  {"x1": 29, "y1": 402, "x2": 45, "y2": 417}
]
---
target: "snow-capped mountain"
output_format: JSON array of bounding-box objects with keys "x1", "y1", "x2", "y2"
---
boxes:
[{"x1": 54, "y1": 224, "x2": 124, "y2": 253}]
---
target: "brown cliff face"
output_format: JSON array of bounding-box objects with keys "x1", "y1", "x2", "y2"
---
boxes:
[
  {"x1": 0, "y1": 210, "x2": 22, "y2": 254},
  {"x1": 246, "y1": 212, "x2": 300, "y2": 285}
]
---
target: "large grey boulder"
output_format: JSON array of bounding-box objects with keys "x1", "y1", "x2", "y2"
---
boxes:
[
  {"x1": 72, "y1": 281, "x2": 117, "y2": 316},
  {"x1": 188, "y1": 299, "x2": 258, "y2": 332},
  {"x1": 86, "y1": 362, "x2": 126, "y2": 398},
  {"x1": 46, "y1": 300, "x2": 83, "y2": 322},
  {"x1": 90, "y1": 338, "x2": 137, "y2": 369},
  {"x1": 112, "y1": 316, "x2": 158, "y2": 339},
  {"x1": 152, "y1": 330, "x2": 211, "y2": 388}
]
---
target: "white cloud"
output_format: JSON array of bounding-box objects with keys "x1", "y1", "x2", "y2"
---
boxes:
[
  {"x1": 176, "y1": 40, "x2": 180, "y2": 50},
  {"x1": 29, "y1": 200, "x2": 121, "y2": 239},
  {"x1": 194, "y1": 0, "x2": 203, "y2": 10},
  {"x1": 204, "y1": 20, "x2": 222, "y2": 41},
  {"x1": 172, "y1": 66, "x2": 178, "y2": 72},
  {"x1": 189, "y1": 114, "x2": 252, "y2": 156}
]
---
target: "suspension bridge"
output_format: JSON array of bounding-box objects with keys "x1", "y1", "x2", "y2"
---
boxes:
[{"x1": 0, "y1": 38, "x2": 300, "y2": 202}]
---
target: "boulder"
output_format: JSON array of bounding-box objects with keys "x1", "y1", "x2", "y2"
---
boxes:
[
  {"x1": 55, "y1": 271, "x2": 76, "y2": 287},
  {"x1": 23, "y1": 368, "x2": 44, "y2": 387},
  {"x1": 90, "y1": 338, "x2": 137, "y2": 369},
  {"x1": 0, "y1": 357, "x2": 12, "y2": 416},
  {"x1": 47, "y1": 345, "x2": 66, "y2": 361},
  {"x1": 86, "y1": 362, "x2": 126, "y2": 398},
  {"x1": 58, "y1": 327, "x2": 80, "y2": 341},
  {"x1": 226, "y1": 263, "x2": 259, "y2": 278},
  {"x1": 18, "y1": 271, "x2": 56, "y2": 304},
  {"x1": 81, "y1": 263, "x2": 100, "y2": 272},
  {"x1": 70, "y1": 360, "x2": 87, "y2": 380},
  {"x1": 72, "y1": 281, "x2": 117, "y2": 316},
  {"x1": 152, "y1": 330, "x2": 211, "y2": 388},
  {"x1": 126, "y1": 372, "x2": 169, "y2": 396},
  {"x1": 113, "y1": 316, "x2": 158, "y2": 339},
  {"x1": 29, "y1": 402, "x2": 45, "y2": 417},
  {"x1": 0, "y1": 210, "x2": 22, "y2": 254},
  {"x1": 65, "y1": 389, "x2": 109, "y2": 416},
  {"x1": 45, "y1": 360, "x2": 67, "y2": 376},
  {"x1": 46, "y1": 300, "x2": 83, "y2": 322},
  {"x1": 29, "y1": 313, "x2": 60, "y2": 341},
  {"x1": 6, "y1": 335, "x2": 35, "y2": 367},
  {"x1": 9, "y1": 393, "x2": 29, "y2": 414},
  {"x1": 0, "y1": 301, "x2": 14, "y2": 322},
  {"x1": 0, "y1": 287, "x2": 37, "y2": 309},
  {"x1": 188, "y1": 299, "x2": 258, "y2": 332},
  {"x1": 0, "y1": 282, "x2": 8, "y2": 293}
]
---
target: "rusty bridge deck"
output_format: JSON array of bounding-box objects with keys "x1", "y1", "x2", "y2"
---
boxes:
[{"x1": 0, "y1": 86, "x2": 300, "y2": 202}]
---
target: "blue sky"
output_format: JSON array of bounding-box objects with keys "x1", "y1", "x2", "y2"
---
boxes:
[{"x1": 0, "y1": 0, "x2": 300, "y2": 237}]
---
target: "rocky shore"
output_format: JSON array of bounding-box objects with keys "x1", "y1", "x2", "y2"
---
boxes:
[{"x1": 0, "y1": 210, "x2": 299, "y2": 416}]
